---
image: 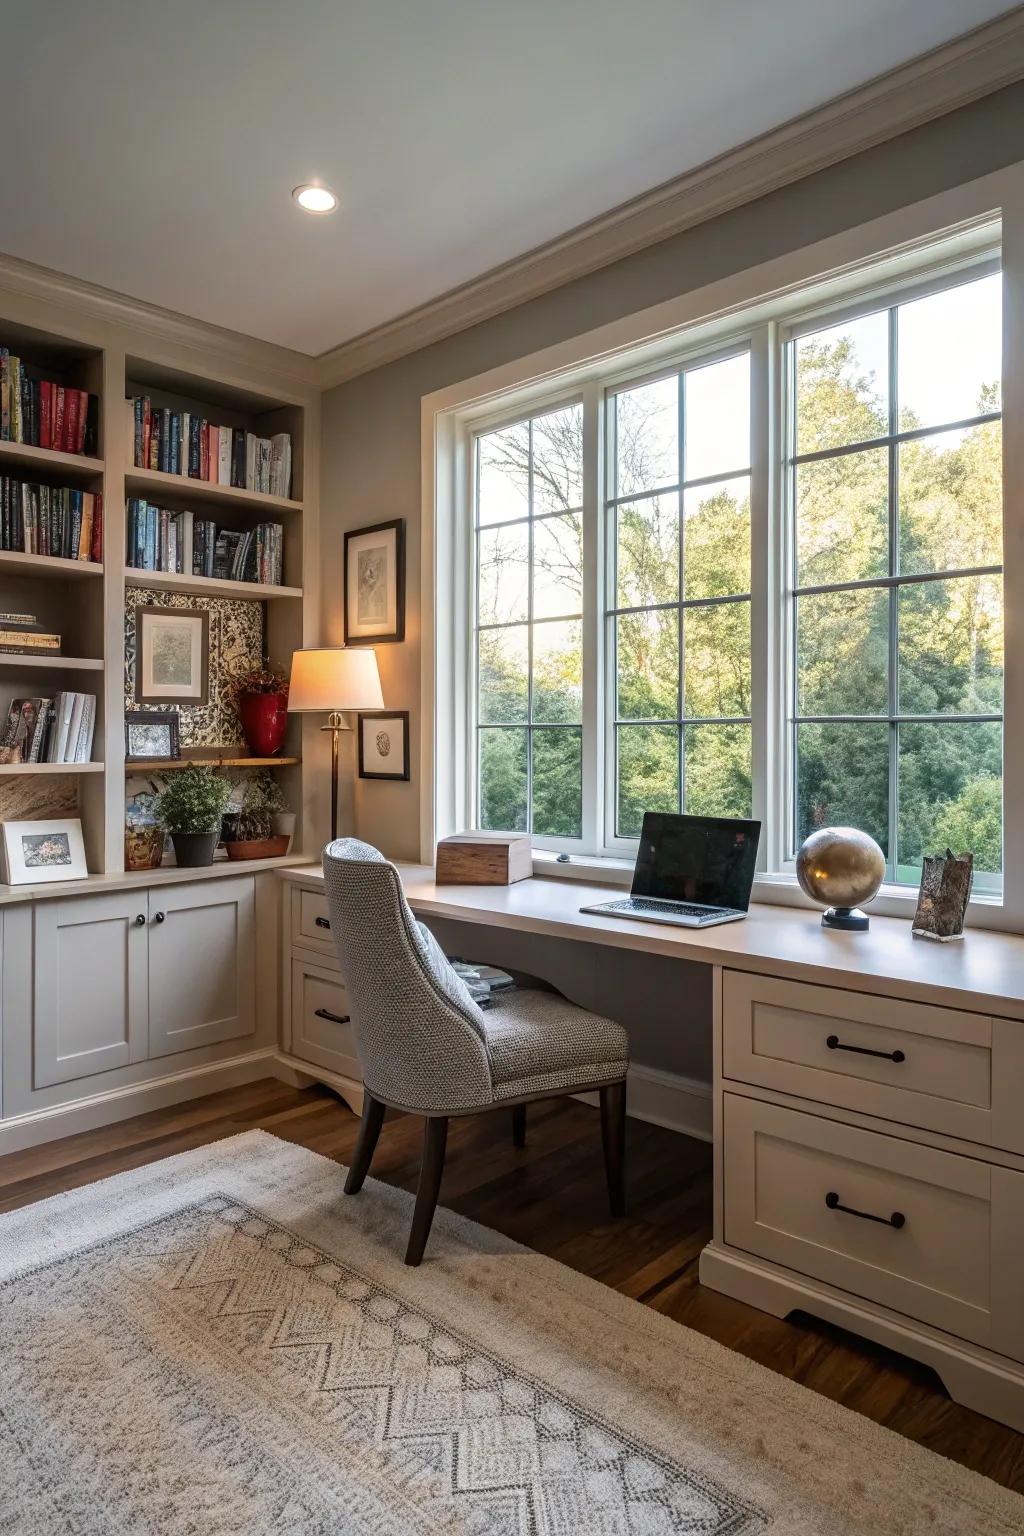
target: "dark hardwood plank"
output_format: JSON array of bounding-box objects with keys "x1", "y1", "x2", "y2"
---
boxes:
[{"x1": 0, "y1": 1079, "x2": 1020, "y2": 1493}]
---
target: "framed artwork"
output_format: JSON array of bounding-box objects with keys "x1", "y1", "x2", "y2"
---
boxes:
[
  {"x1": 2, "y1": 818, "x2": 88, "y2": 884},
  {"x1": 344, "y1": 519, "x2": 405, "y2": 644},
  {"x1": 135, "y1": 605, "x2": 209, "y2": 705},
  {"x1": 358, "y1": 711, "x2": 410, "y2": 781},
  {"x1": 125, "y1": 709, "x2": 180, "y2": 762}
]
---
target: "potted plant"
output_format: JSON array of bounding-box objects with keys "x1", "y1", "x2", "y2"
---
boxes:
[
  {"x1": 223, "y1": 772, "x2": 293, "y2": 860},
  {"x1": 156, "y1": 765, "x2": 230, "y2": 868},
  {"x1": 226, "y1": 662, "x2": 290, "y2": 757}
]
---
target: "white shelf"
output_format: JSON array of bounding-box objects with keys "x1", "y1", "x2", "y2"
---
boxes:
[
  {"x1": 0, "y1": 440, "x2": 104, "y2": 479},
  {"x1": 0, "y1": 760, "x2": 103, "y2": 776},
  {"x1": 0, "y1": 653, "x2": 103, "y2": 671},
  {"x1": 125, "y1": 568, "x2": 301, "y2": 601},
  {"x1": 0, "y1": 550, "x2": 103, "y2": 581},
  {"x1": 0, "y1": 854, "x2": 314, "y2": 905},
  {"x1": 126, "y1": 467, "x2": 301, "y2": 517}
]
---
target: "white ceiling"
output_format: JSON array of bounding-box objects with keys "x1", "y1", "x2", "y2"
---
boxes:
[{"x1": 0, "y1": 1, "x2": 1014, "y2": 356}]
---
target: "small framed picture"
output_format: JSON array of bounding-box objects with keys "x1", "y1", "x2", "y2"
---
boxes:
[
  {"x1": 358, "y1": 711, "x2": 410, "y2": 781},
  {"x1": 135, "y1": 605, "x2": 209, "y2": 705},
  {"x1": 344, "y1": 520, "x2": 405, "y2": 645},
  {"x1": 2, "y1": 818, "x2": 88, "y2": 885},
  {"x1": 125, "y1": 709, "x2": 180, "y2": 762}
]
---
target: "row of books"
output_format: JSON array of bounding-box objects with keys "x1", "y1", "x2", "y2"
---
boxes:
[
  {"x1": 1, "y1": 692, "x2": 96, "y2": 764},
  {"x1": 0, "y1": 476, "x2": 103, "y2": 562},
  {"x1": 126, "y1": 499, "x2": 284, "y2": 584},
  {"x1": 130, "y1": 398, "x2": 292, "y2": 498},
  {"x1": 1, "y1": 350, "x2": 98, "y2": 455},
  {"x1": 0, "y1": 612, "x2": 61, "y2": 657}
]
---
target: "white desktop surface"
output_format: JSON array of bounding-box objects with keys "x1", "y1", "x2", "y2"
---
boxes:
[{"x1": 285, "y1": 864, "x2": 1024, "y2": 1021}]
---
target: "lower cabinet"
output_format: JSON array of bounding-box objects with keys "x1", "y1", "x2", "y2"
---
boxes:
[{"x1": 32, "y1": 875, "x2": 257, "y2": 1089}]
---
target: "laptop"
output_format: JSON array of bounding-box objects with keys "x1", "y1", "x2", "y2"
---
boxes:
[{"x1": 581, "y1": 812, "x2": 761, "y2": 929}]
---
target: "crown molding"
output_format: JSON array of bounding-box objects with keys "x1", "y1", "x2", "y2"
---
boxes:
[
  {"x1": 0, "y1": 249, "x2": 319, "y2": 392},
  {"x1": 316, "y1": 8, "x2": 1024, "y2": 389}
]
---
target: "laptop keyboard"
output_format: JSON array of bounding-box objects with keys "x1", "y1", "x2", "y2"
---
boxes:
[{"x1": 605, "y1": 897, "x2": 728, "y2": 919}]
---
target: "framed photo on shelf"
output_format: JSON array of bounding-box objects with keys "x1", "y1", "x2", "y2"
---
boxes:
[
  {"x1": 125, "y1": 709, "x2": 180, "y2": 762},
  {"x1": 344, "y1": 519, "x2": 405, "y2": 644},
  {"x1": 2, "y1": 818, "x2": 88, "y2": 885},
  {"x1": 135, "y1": 605, "x2": 209, "y2": 705},
  {"x1": 358, "y1": 711, "x2": 410, "y2": 781}
]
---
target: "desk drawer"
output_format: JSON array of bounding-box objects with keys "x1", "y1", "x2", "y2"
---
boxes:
[
  {"x1": 290, "y1": 886, "x2": 338, "y2": 960},
  {"x1": 723, "y1": 1093, "x2": 1024, "y2": 1357},
  {"x1": 722, "y1": 971, "x2": 1022, "y2": 1153},
  {"x1": 290, "y1": 956, "x2": 360, "y2": 1080}
]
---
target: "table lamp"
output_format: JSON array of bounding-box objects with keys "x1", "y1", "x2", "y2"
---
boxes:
[{"x1": 288, "y1": 647, "x2": 384, "y2": 839}]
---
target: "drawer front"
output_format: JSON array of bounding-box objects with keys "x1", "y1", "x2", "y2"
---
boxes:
[
  {"x1": 290, "y1": 957, "x2": 360, "y2": 1080},
  {"x1": 721, "y1": 970, "x2": 1018, "y2": 1151},
  {"x1": 290, "y1": 886, "x2": 338, "y2": 960},
  {"x1": 723, "y1": 1093, "x2": 1024, "y2": 1357}
]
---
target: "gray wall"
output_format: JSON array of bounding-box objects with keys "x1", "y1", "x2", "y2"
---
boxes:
[{"x1": 321, "y1": 84, "x2": 1023, "y2": 1082}]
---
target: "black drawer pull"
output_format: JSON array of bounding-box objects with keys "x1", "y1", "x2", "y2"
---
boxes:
[
  {"x1": 825, "y1": 1190, "x2": 905, "y2": 1229},
  {"x1": 314, "y1": 1007, "x2": 350, "y2": 1025},
  {"x1": 315, "y1": 916, "x2": 331, "y2": 930},
  {"x1": 826, "y1": 1034, "x2": 905, "y2": 1064}
]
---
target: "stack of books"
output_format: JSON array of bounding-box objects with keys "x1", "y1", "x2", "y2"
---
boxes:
[
  {"x1": 0, "y1": 611, "x2": 61, "y2": 658},
  {"x1": 0, "y1": 351, "x2": 98, "y2": 455},
  {"x1": 1, "y1": 692, "x2": 96, "y2": 763},
  {"x1": 130, "y1": 398, "x2": 291, "y2": 498},
  {"x1": 126, "y1": 499, "x2": 283, "y2": 584},
  {"x1": 0, "y1": 476, "x2": 102, "y2": 561}
]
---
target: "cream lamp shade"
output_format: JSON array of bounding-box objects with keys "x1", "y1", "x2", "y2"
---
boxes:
[{"x1": 288, "y1": 647, "x2": 383, "y2": 714}]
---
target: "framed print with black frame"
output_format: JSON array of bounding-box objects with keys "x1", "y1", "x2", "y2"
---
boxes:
[
  {"x1": 125, "y1": 709, "x2": 180, "y2": 763},
  {"x1": 344, "y1": 520, "x2": 405, "y2": 644},
  {"x1": 358, "y1": 711, "x2": 410, "y2": 781},
  {"x1": 135, "y1": 605, "x2": 209, "y2": 705}
]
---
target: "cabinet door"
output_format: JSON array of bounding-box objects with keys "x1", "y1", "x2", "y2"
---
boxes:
[
  {"x1": 34, "y1": 894, "x2": 149, "y2": 1087},
  {"x1": 147, "y1": 876, "x2": 256, "y2": 1058},
  {"x1": 290, "y1": 955, "x2": 361, "y2": 1080}
]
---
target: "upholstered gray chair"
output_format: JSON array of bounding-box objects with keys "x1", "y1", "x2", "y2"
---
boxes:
[{"x1": 323, "y1": 838, "x2": 629, "y2": 1265}]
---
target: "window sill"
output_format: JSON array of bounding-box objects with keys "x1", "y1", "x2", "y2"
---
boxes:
[{"x1": 532, "y1": 850, "x2": 1006, "y2": 929}]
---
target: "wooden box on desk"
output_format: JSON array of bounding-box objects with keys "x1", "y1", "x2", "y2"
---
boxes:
[{"x1": 435, "y1": 833, "x2": 532, "y2": 885}]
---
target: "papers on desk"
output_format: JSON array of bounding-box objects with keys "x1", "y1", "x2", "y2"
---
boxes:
[{"x1": 450, "y1": 960, "x2": 516, "y2": 1008}]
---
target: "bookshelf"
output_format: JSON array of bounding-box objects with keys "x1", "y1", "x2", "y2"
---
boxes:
[{"x1": 0, "y1": 296, "x2": 322, "y2": 890}]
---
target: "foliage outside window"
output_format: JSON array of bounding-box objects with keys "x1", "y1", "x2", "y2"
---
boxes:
[
  {"x1": 788, "y1": 271, "x2": 1003, "y2": 889},
  {"x1": 469, "y1": 261, "x2": 1003, "y2": 892}
]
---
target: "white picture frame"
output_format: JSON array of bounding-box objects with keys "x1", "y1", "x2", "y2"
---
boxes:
[{"x1": 2, "y1": 818, "x2": 88, "y2": 885}]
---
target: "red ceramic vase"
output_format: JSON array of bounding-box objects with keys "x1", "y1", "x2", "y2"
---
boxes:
[{"x1": 237, "y1": 691, "x2": 288, "y2": 756}]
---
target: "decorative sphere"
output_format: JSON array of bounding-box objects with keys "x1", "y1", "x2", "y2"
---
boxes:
[{"x1": 796, "y1": 826, "x2": 885, "y2": 910}]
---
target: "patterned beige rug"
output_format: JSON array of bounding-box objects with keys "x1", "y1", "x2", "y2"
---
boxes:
[{"x1": 1, "y1": 1131, "x2": 1021, "y2": 1535}]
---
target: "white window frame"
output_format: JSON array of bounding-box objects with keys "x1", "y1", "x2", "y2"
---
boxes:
[{"x1": 423, "y1": 166, "x2": 1024, "y2": 930}]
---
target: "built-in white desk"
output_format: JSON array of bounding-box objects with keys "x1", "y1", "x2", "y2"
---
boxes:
[{"x1": 279, "y1": 863, "x2": 1024, "y2": 1433}]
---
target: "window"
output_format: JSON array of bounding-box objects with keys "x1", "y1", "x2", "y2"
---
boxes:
[
  {"x1": 462, "y1": 250, "x2": 1004, "y2": 899},
  {"x1": 475, "y1": 404, "x2": 584, "y2": 838},
  {"x1": 607, "y1": 351, "x2": 752, "y2": 838},
  {"x1": 787, "y1": 271, "x2": 1003, "y2": 889}
]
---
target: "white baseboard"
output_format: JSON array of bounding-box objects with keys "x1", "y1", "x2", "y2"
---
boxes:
[
  {"x1": 576, "y1": 1065, "x2": 712, "y2": 1142},
  {"x1": 0, "y1": 1049, "x2": 280, "y2": 1156}
]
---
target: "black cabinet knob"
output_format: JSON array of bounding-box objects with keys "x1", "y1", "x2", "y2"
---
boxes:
[
  {"x1": 154, "y1": 911, "x2": 166, "y2": 924},
  {"x1": 135, "y1": 913, "x2": 146, "y2": 926}
]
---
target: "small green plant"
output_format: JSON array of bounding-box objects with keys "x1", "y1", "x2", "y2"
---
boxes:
[
  {"x1": 156, "y1": 766, "x2": 230, "y2": 834},
  {"x1": 233, "y1": 770, "x2": 289, "y2": 841}
]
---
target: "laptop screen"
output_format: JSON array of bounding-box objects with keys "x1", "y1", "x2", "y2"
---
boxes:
[{"x1": 632, "y1": 813, "x2": 761, "y2": 909}]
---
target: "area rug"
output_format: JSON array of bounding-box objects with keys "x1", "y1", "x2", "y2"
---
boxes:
[{"x1": 1, "y1": 1133, "x2": 1021, "y2": 1535}]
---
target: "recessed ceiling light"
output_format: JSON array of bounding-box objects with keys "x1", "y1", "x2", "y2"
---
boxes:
[{"x1": 293, "y1": 184, "x2": 338, "y2": 214}]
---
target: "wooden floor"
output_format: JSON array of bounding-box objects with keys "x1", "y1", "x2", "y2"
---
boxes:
[{"x1": 2, "y1": 1078, "x2": 1022, "y2": 1495}]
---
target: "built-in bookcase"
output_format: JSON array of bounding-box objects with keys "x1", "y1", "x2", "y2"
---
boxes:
[{"x1": 0, "y1": 292, "x2": 321, "y2": 892}]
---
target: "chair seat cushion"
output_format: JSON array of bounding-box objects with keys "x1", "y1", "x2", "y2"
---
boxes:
[{"x1": 482, "y1": 989, "x2": 628, "y2": 1101}]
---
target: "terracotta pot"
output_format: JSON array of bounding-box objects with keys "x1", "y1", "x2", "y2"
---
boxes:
[
  {"x1": 237, "y1": 691, "x2": 289, "y2": 757},
  {"x1": 171, "y1": 831, "x2": 219, "y2": 868},
  {"x1": 125, "y1": 825, "x2": 165, "y2": 872},
  {"x1": 224, "y1": 835, "x2": 291, "y2": 861}
]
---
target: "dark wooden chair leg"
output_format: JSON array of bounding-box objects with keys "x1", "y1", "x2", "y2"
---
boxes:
[
  {"x1": 599, "y1": 1082, "x2": 627, "y2": 1218},
  {"x1": 345, "y1": 1091, "x2": 386, "y2": 1195},
  {"x1": 405, "y1": 1116, "x2": 449, "y2": 1266},
  {"x1": 511, "y1": 1103, "x2": 527, "y2": 1148}
]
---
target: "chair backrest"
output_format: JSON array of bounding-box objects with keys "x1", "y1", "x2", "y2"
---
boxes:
[{"x1": 321, "y1": 838, "x2": 493, "y2": 1112}]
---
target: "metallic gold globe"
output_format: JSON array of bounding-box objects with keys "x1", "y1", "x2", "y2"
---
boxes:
[{"x1": 795, "y1": 826, "x2": 885, "y2": 931}]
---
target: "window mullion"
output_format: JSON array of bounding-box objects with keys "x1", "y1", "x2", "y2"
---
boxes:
[
  {"x1": 749, "y1": 322, "x2": 773, "y2": 871},
  {"x1": 526, "y1": 420, "x2": 534, "y2": 833},
  {"x1": 677, "y1": 367, "x2": 686, "y2": 813},
  {"x1": 887, "y1": 304, "x2": 899, "y2": 882},
  {"x1": 580, "y1": 380, "x2": 602, "y2": 854}
]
